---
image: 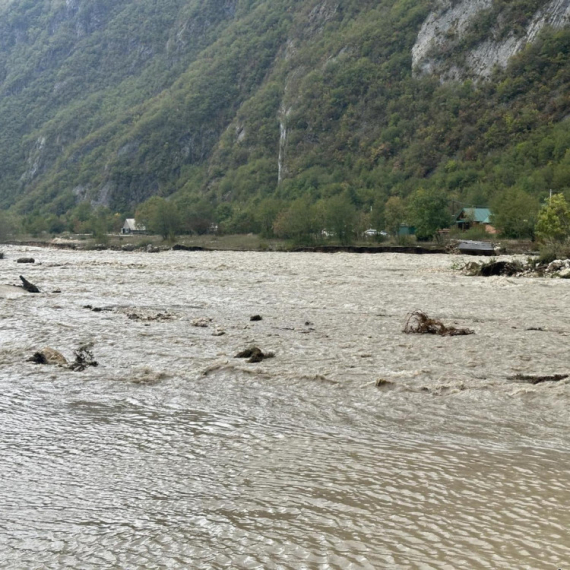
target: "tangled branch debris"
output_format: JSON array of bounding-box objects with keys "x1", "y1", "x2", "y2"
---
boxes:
[
  {"x1": 403, "y1": 311, "x2": 474, "y2": 337},
  {"x1": 69, "y1": 343, "x2": 98, "y2": 371}
]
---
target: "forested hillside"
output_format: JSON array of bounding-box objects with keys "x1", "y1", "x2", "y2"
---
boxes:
[{"x1": 2, "y1": 0, "x2": 570, "y2": 238}]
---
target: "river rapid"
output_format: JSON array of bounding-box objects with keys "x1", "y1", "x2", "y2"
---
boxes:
[{"x1": 0, "y1": 245, "x2": 569, "y2": 569}]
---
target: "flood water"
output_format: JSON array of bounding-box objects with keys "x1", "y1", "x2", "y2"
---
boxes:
[{"x1": 1, "y1": 245, "x2": 569, "y2": 569}]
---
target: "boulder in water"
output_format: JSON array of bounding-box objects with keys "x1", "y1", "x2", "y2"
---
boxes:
[
  {"x1": 235, "y1": 346, "x2": 275, "y2": 363},
  {"x1": 28, "y1": 347, "x2": 68, "y2": 367}
]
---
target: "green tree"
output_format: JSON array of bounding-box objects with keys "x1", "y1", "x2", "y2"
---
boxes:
[
  {"x1": 407, "y1": 187, "x2": 450, "y2": 240},
  {"x1": 255, "y1": 198, "x2": 284, "y2": 238},
  {"x1": 384, "y1": 196, "x2": 407, "y2": 237},
  {"x1": 273, "y1": 197, "x2": 318, "y2": 244},
  {"x1": 321, "y1": 194, "x2": 357, "y2": 245},
  {"x1": 0, "y1": 210, "x2": 19, "y2": 241},
  {"x1": 491, "y1": 187, "x2": 539, "y2": 238},
  {"x1": 136, "y1": 196, "x2": 181, "y2": 240},
  {"x1": 177, "y1": 197, "x2": 214, "y2": 234},
  {"x1": 535, "y1": 193, "x2": 570, "y2": 244}
]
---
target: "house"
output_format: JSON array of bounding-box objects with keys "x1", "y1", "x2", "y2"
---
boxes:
[
  {"x1": 121, "y1": 219, "x2": 146, "y2": 235},
  {"x1": 398, "y1": 224, "x2": 415, "y2": 236},
  {"x1": 455, "y1": 208, "x2": 497, "y2": 234}
]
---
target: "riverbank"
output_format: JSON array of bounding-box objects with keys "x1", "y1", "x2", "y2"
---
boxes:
[{"x1": 2, "y1": 233, "x2": 535, "y2": 254}]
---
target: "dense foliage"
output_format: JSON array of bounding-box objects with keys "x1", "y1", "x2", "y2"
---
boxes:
[{"x1": 1, "y1": 0, "x2": 570, "y2": 239}]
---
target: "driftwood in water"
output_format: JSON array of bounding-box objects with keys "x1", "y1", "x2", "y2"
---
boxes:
[
  {"x1": 20, "y1": 275, "x2": 40, "y2": 293},
  {"x1": 510, "y1": 373, "x2": 568, "y2": 385},
  {"x1": 403, "y1": 311, "x2": 474, "y2": 336}
]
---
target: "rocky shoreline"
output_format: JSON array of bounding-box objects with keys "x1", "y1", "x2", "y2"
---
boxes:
[{"x1": 462, "y1": 257, "x2": 570, "y2": 278}]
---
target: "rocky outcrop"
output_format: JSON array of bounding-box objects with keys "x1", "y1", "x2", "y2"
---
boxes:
[{"x1": 413, "y1": 0, "x2": 570, "y2": 79}]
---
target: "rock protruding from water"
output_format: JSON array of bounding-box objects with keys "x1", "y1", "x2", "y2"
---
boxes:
[
  {"x1": 20, "y1": 275, "x2": 40, "y2": 293},
  {"x1": 235, "y1": 346, "x2": 275, "y2": 363},
  {"x1": 28, "y1": 347, "x2": 68, "y2": 366},
  {"x1": 250, "y1": 315, "x2": 262, "y2": 321},
  {"x1": 17, "y1": 257, "x2": 35, "y2": 264}
]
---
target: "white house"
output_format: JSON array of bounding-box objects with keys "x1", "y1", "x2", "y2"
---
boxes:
[{"x1": 121, "y1": 219, "x2": 146, "y2": 234}]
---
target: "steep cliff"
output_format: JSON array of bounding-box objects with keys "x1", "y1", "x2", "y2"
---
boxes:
[{"x1": 413, "y1": 0, "x2": 570, "y2": 78}]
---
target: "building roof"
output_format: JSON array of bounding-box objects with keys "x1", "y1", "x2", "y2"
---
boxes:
[
  {"x1": 457, "y1": 207, "x2": 491, "y2": 224},
  {"x1": 123, "y1": 218, "x2": 146, "y2": 231}
]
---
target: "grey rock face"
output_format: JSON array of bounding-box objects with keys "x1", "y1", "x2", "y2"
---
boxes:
[{"x1": 413, "y1": 0, "x2": 570, "y2": 80}]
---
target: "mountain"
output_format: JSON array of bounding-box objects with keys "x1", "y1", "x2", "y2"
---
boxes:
[{"x1": 2, "y1": 0, "x2": 570, "y2": 227}]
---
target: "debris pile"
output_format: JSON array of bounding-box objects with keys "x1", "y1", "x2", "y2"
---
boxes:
[
  {"x1": 69, "y1": 343, "x2": 98, "y2": 371},
  {"x1": 463, "y1": 260, "x2": 523, "y2": 277},
  {"x1": 462, "y1": 257, "x2": 570, "y2": 278},
  {"x1": 126, "y1": 310, "x2": 173, "y2": 322},
  {"x1": 191, "y1": 317, "x2": 212, "y2": 327},
  {"x1": 544, "y1": 259, "x2": 570, "y2": 278},
  {"x1": 403, "y1": 311, "x2": 474, "y2": 337}
]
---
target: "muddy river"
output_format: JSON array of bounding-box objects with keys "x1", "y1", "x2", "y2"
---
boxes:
[{"x1": 0, "y1": 245, "x2": 569, "y2": 568}]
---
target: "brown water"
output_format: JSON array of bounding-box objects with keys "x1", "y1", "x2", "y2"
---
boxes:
[{"x1": 1, "y1": 245, "x2": 569, "y2": 569}]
